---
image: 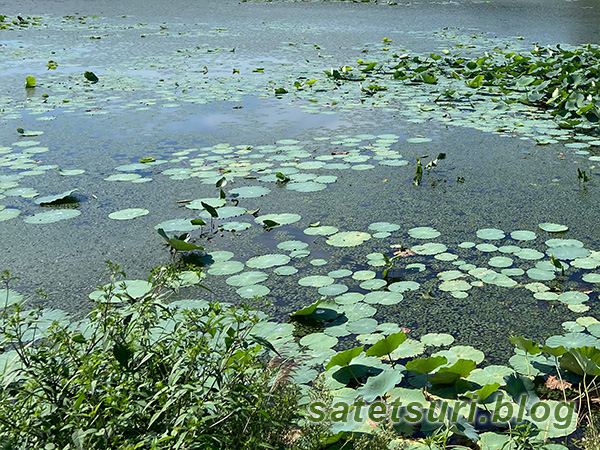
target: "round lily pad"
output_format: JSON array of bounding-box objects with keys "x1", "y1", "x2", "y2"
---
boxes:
[
  {"x1": 274, "y1": 266, "x2": 298, "y2": 276},
  {"x1": 0, "y1": 208, "x2": 20, "y2": 222},
  {"x1": 286, "y1": 181, "x2": 327, "y2": 192},
  {"x1": 510, "y1": 230, "x2": 536, "y2": 241},
  {"x1": 154, "y1": 218, "x2": 200, "y2": 232},
  {"x1": 335, "y1": 292, "x2": 364, "y2": 305},
  {"x1": 557, "y1": 291, "x2": 589, "y2": 305},
  {"x1": 421, "y1": 333, "x2": 454, "y2": 347},
  {"x1": 582, "y1": 273, "x2": 600, "y2": 283},
  {"x1": 304, "y1": 225, "x2": 339, "y2": 236},
  {"x1": 363, "y1": 291, "x2": 403, "y2": 305},
  {"x1": 236, "y1": 284, "x2": 270, "y2": 298},
  {"x1": 458, "y1": 242, "x2": 476, "y2": 249},
  {"x1": 34, "y1": 189, "x2": 78, "y2": 205},
  {"x1": 411, "y1": 242, "x2": 447, "y2": 255},
  {"x1": 408, "y1": 227, "x2": 441, "y2": 239},
  {"x1": 226, "y1": 271, "x2": 268, "y2": 287},
  {"x1": 488, "y1": 256, "x2": 513, "y2": 268},
  {"x1": 439, "y1": 279, "x2": 472, "y2": 292},
  {"x1": 515, "y1": 248, "x2": 545, "y2": 260},
  {"x1": 255, "y1": 213, "x2": 301, "y2": 226},
  {"x1": 298, "y1": 275, "x2": 334, "y2": 288},
  {"x1": 328, "y1": 269, "x2": 353, "y2": 278},
  {"x1": 24, "y1": 209, "x2": 81, "y2": 224},
  {"x1": 277, "y1": 240, "x2": 309, "y2": 251},
  {"x1": 546, "y1": 246, "x2": 590, "y2": 260},
  {"x1": 230, "y1": 186, "x2": 271, "y2": 198},
  {"x1": 108, "y1": 208, "x2": 149, "y2": 220},
  {"x1": 476, "y1": 228, "x2": 506, "y2": 240},
  {"x1": 388, "y1": 281, "x2": 420, "y2": 292},
  {"x1": 359, "y1": 279, "x2": 387, "y2": 291},
  {"x1": 318, "y1": 284, "x2": 348, "y2": 296},
  {"x1": 539, "y1": 223, "x2": 568, "y2": 233},
  {"x1": 352, "y1": 270, "x2": 376, "y2": 281},
  {"x1": 246, "y1": 254, "x2": 291, "y2": 269},
  {"x1": 207, "y1": 261, "x2": 244, "y2": 276},
  {"x1": 369, "y1": 222, "x2": 400, "y2": 232},
  {"x1": 326, "y1": 231, "x2": 371, "y2": 247},
  {"x1": 476, "y1": 243, "x2": 498, "y2": 252},
  {"x1": 526, "y1": 268, "x2": 555, "y2": 281},
  {"x1": 221, "y1": 221, "x2": 252, "y2": 232}
]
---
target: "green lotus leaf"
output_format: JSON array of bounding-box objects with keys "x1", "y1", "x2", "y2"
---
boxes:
[
  {"x1": 433, "y1": 345, "x2": 485, "y2": 365},
  {"x1": 546, "y1": 332, "x2": 599, "y2": 350},
  {"x1": 391, "y1": 339, "x2": 425, "y2": 359},
  {"x1": 24, "y1": 209, "x2": 81, "y2": 224},
  {"x1": 526, "y1": 268, "x2": 556, "y2": 281},
  {"x1": 0, "y1": 208, "x2": 20, "y2": 222},
  {"x1": 582, "y1": 273, "x2": 600, "y2": 283},
  {"x1": 335, "y1": 292, "x2": 364, "y2": 305},
  {"x1": 185, "y1": 198, "x2": 226, "y2": 209},
  {"x1": 352, "y1": 270, "x2": 376, "y2": 281},
  {"x1": 300, "y1": 333, "x2": 338, "y2": 350},
  {"x1": 328, "y1": 269, "x2": 353, "y2": 278},
  {"x1": 274, "y1": 266, "x2": 298, "y2": 276},
  {"x1": 246, "y1": 254, "x2": 291, "y2": 269},
  {"x1": 510, "y1": 230, "x2": 536, "y2": 241},
  {"x1": 277, "y1": 240, "x2": 309, "y2": 251},
  {"x1": 286, "y1": 181, "x2": 327, "y2": 192},
  {"x1": 363, "y1": 291, "x2": 403, "y2": 305},
  {"x1": 476, "y1": 228, "x2": 506, "y2": 240},
  {"x1": 342, "y1": 303, "x2": 377, "y2": 321},
  {"x1": 357, "y1": 368, "x2": 404, "y2": 402},
  {"x1": 406, "y1": 355, "x2": 448, "y2": 375},
  {"x1": 438, "y1": 279, "x2": 472, "y2": 292},
  {"x1": 34, "y1": 189, "x2": 78, "y2": 205},
  {"x1": 437, "y1": 270, "x2": 464, "y2": 281},
  {"x1": 421, "y1": 333, "x2": 454, "y2": 347},
  {"x1": 207, "y1": 260, "x2": 244, "y2": 276},
  {"x1": 154, "y1": 218, "x2": 200, "y2": 232},
  {"x1": 347, "y1": 318, "x2": 378, "y2": 334},
  {"x1": 225, "y1": 271, "x2": 268, "y2": 287},
  {"x1": 476, "y1": 243, "x2": 498, "y2": 252},
  {"x1": 411, "y1": 242, "x2": 447, "y2": 255},
  {"x1": 326, "y1": 231, "x2": 371, "y2": 247},
  {"x1": 488, "y1": 256, "x2": 513, "y2": 268},
  {"x1": 369, "y1": 222, "x2": 400, "y2": 232},
  {"x1": 557, "y1": 291, "x2": 588, "y2": 305},
  {"x1": 108, "y1": 208, "x2": 149, "y2": 220},
  {"x1": 546, "y1": 246, "x2": 590, "y2": 260},
  {"x1": 514, "y1": 248, "x2": 545, "y2": 260},
  {"x1": 539, "y1": 223, "x2": 569, "y2": 233},
  {"x1": 230, "y1": 185, "x2": 271, "y2": 198},
  {"x1": 290, "y1": 299, "x2": 321, "y2": 318},
  {"x1": 428, "y1": 359, "x2": 477, "y2": 385},
  {"x1": 388, "y1": 281, "x2": 420, "y2": 292},
  {"x1": 304, "y1": 225, "x2": 339, "y2": 236},
  {"x1": 467, "y1": 365, "x2": 515, "y2": 386},
  {"x1": 221, "y1": 221, "x2": 251, "y2": 232},
  {"x1": 408, "y1": 226, "x2": 441, "y2": 239},
  {"x1": 366, "y1": 332, "x2": 407, "y2": 358},
  {"x1": 325, "y1": 345, "x2": 364, "y2": 370},
  {"x1": 236, "y1": 284, "x2": 270, "y2": 298},
  {"x1": 318, "y1": 284, "x2": 348, "y2": 296},
  {"x1": 298, "y1": 275, "x2": 334, "y2": 288}
]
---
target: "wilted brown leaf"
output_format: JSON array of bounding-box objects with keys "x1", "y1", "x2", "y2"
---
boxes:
[{"x1": 545, "y1": 375, "x2": 572, "y2": 391}]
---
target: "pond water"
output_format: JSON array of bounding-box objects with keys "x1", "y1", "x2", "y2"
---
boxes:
[{"x1": 0, "y1": 0, "x2": 599, "y2": 364}]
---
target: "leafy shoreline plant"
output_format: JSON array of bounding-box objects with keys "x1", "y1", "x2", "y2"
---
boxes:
[{"x1": 0, "y1": 266, "x2": 300, "y2": 450}]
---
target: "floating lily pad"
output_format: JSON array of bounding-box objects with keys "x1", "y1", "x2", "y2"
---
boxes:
[
  {"x1": 255, "y1": 213, "x2": 301, "y2": 226},
  {"x1": 0, "y1": 208, "x2": 20, "y2": 222},
  {"x1": 526, "y1": 268, "x2": 555, "y2": 281},
  {"x1": 408, "y1": 227, "x2": 441, "y2": 239},
  {"x1": 318, "y1": 284, "x2": 348, "y2": 296},
  {"x1": 24, "y1": 209, "x2": 81, "y2": 224},
  {"x1": 359, "y1": 279, "x2": 387, "y2": 291},
  {"x1": 230, "y1": 186, "x2": 271, "y2": 198},
  {"x1": 510, "y1": 230, "x2": 536, "y2": 241},
  {"x1": 335, "y1": 292, "x2": 364, "y2": 305},
  {"x1": 154, "y1": 218, "x2": 200, "y2": 232},
  {"x1": 388, "y1": 281, "x2": 420, "y2": 293},
  {"x1": 326, "y1": 231, "x2": 371, "y2": 247},
  {"x1": 421, "y1": 333, "x2": 454, "y2": 347},
  {"x1": 439, "y1": 279, "x2": 472, "y2": 292},
  {"x1": 434, "y1": 345, "x2": 485, "y2": 364},
  {"x1": 352, "y1": 270, "x2": 376, "y2": 281},
  {"x1": 34, "y1": 189, "x2": 78, "y2": 205},
  {"x1": 476, "y1": 228, "x2": 506, "y2": 240},
  {"x1": 347, "y1": 318, "x2": 378, "y2": 334},
  {"x1": 287, "y1": 181, "x2": 327, "y2": 192},
  {"x1": 108, "y1": 208, "x2": 149, "y2": 220},
  {"x1": 185, "y1": 198, "x2": 226, "y2": 210},
  {"x1": 328, "y1": 269, "x2": 353, "y2": 278},
  {"x1": 539, "y1": 223, "x2": 568, "y2": 233},
  {"x1": 369, "y1": 222, "x2": 400, "y2": 232},
  {"x1": 363, "y1": 291, "x2": 404, "y2": 305},
  {"x1": 304, "y1": 225, "x2": 339, "y2": 236},
  {"x1": 274, "y1": 266, "x2": 298, "y2": 276},
  {"x1": 246, "y1": 254, "x2": 291, "y2": 269},
  {"x1": 277, "y1": 240, "x2": 309, "y2": 251},
  {"x1": 458, "y1": 242, "x2": 476, "y2": 249},
  {"x1": 226, "y1": 271, "x2": 268, "y2": 287},
  {"x1": 557, "y1": 291, "x2": 589, "y2": 305},
  {"x1": 476, "y1": 243, "x2": 498, "y2": 252},
  {"x1": 343, "y1": 303, "x2": 377, "y2": 321},
  {"x1": 299, "y1": 275, "x2": 334, "y2": 288},
  {"x1": 488, "y1": 256, "x2": 513, "y2": 268},
  {"x1": 221, "y1": 221, "x2": 251, "y2": 232},
  {"x1": 582, "y1": 273, "x2": 600, "y2": 283},
  {"x1": 411, "y1": 242, "x2": 447, "y2": 255},
  {"x1": 546, "y1": 246, "x2": 590, "y2": 260},
  {"x1": 207, "y1": 261, "x2": 244, "y2": 276},
  {"x1": 236, "y1": 284, "x2": 270, "y2": 298},
  {"x1": 515, "y1": 248, "x2": 545, "y2": 260}
]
